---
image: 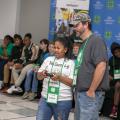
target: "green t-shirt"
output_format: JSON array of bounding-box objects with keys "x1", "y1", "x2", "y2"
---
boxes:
[{"x1": 0, "y1": 43, "x2": 13, "y2": 57}]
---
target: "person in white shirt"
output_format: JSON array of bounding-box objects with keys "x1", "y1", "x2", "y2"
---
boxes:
[{"x1": 36, "y1": 37, "x2": 74, "y2": 120}]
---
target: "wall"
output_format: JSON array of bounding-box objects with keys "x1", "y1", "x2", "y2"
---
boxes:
[
  {"x1": 0, "y1": 0, "x2": 20, "y2": 40},
  {"x1": 19, "y1": 0, "x2": 50, "y2": 43},
  {"x1": 15, "y1": 0, "x2": 21, "y2": 34}
]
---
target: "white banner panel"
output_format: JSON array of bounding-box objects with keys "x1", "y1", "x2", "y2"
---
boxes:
[
  {"x1": 55, "y1": 0, "x2": 90, "y2": 37},
  {"x1": 56, "y1": 0, "x2": 89, "y2": 10}
]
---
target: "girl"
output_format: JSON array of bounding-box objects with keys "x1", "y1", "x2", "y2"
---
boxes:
[{"x1": 36, "y1": 37, "x2": 74, "y2": 120}]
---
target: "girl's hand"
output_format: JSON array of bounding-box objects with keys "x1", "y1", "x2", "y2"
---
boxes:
[
  {"x1": 51, "y1": 73, "x2": 60, "y2": 81},
  {"x1": 37, "y1": 70, "x2": 48, "y2": 80}
]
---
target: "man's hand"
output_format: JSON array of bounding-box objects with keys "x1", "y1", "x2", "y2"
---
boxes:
[{"x1": 86, "y1": 90, "x2": 95, "y2": 98}]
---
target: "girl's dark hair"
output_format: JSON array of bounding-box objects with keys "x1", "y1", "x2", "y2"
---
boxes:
[
  {"x1": 55, "y1": 37, "x2": 73, "y2": 59},
  {"x1": 40, "y1": 38, "x2": 49, "y2": 44},
  {"x1": 40, "y1": 38, "x2": 49, "y2": 51}
]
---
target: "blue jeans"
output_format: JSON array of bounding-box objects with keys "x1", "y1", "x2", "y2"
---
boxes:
[
  {"x1": 75, "y1": 91, "x2": 105, "y2": 120},
  {"x1": 24, "y1": 69, "x2": 38, "y2": 92},
  {"x1": 0, "y1": 59, "x2": 7, "y2": 80},
  {"x1": 36, "y1": 97, "x2": 72, "y2": 120}
]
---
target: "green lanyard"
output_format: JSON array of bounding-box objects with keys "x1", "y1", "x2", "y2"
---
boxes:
[
  {"x1": 47, "y1": 57, "x2": 65, "y2": 104},
  {"x1": 73, "y1": 36, "x2": 90, "y2": 86},
  {"x1": 113, "y1": 57, "x2": 120, "y2": 80}
]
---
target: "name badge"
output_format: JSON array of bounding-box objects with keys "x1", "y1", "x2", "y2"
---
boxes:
[
  {"x1": 47, "y1": 82, "x2": 59, "y2": 104},
  {"x1": 114, "y1": 69, "x2": 120, "y2": 80}
]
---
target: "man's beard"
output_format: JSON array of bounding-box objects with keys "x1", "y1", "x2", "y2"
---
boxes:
[{"x1": 76, "y1": 27, "x2": 85, "y2": 37}]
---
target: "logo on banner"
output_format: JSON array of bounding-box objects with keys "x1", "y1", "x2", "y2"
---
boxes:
[
  {"x1": 106, "y1": 0, "x2": 115, "y2": 9},
  {"x1": 93, "y1": 15, "x2": 101, "y2": 24},
  {"x1": 115, "y1": 33, "x2": 120, "y2": 41},
  {"x1": 104, "y1": 16, "x2": 115, "y2": 25},
  {"x1": 93, "y1": 1, "x2": 104, "y2": 10},
  {"x1": 94, "y1": 31, "x2": 102, "y2": 37},
  {"x1": 105, "y1": 31, "x2": 112, "y2": 39}
]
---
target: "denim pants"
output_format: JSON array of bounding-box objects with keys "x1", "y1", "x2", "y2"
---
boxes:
[
  {"x1": 0, "y1": 60, "x2": 7, "y2": 80},
  {"x1": 24, "y1": 69, "x2": 38, "y2": 93},
  {"x1": 12, "y1": 64, "x2": 34, "y2": 87},
  {"x1": 75, "y1": 91, "x2": 105, "y2": 120},
  {"x1": 36, "y1": 97, "x2": 72, "y2": 120}
]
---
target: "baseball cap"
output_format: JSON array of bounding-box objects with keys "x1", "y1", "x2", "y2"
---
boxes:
[{"x1": 69, "y1": 13, "x2": 91, "y2": 27}]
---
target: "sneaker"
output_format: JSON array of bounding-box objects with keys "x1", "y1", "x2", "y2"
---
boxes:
[
  {"x1": 0, "y1": 81, "x2": 3, "y2": 89},
  {"x1": 13, "y1": 87, "x2": 23, "y2": 93},
  {"x1": 7, "y1": 85, "x2": 15, "y2": 94},
  {"x1": 109, "y1": 106, "x2": 117, "y2": 118},
  {"x1": 28, "y1": 92, "x2": 37, "y2": 101},
  {"x1": 22, "y1": 92, "x2": 29, "y2": 99},
  {"x1": 7, "y1": 86, "x2": 23, "y2": 94}
]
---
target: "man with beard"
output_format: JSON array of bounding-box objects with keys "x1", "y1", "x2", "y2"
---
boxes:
[{"x1": 69, "y1": 13, "x2": 109, "y2": 120}]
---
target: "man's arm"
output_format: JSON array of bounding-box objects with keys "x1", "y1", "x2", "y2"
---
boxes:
[
  {"x1": 87, "y1": 61, "x2": 107, "y2": 97},
  {"x1": 30, "y1": 45, "x2": 37, "y2": 61}
]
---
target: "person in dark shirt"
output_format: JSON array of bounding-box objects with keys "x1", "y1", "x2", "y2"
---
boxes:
[
  {"x1": 109, "y1": 42, "x2": 120, "y2": 118},
  {"x1": 9, "y1": 35, "x2": 23, "y2": 63}
]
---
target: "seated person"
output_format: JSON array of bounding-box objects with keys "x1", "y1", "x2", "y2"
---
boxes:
[
  {"x1": 48, "y1": 41, "x2": 55, "y2": 56},
  {"x1": 0, "y1": 35, "x2": 13, "y2": 89},
  {"x1": 109, "y1": 42, "x2": 120, "y2": 118},
  {"x1": 2, "y1": 35, "x2": 23, "y2": 91},
  {"x1": 72, "y1": 42, "x2": 81, "y2": 59},
  {"x1": 7, "y1": 33, "x2": 39, "y2": 94},
  {"x1": 22, "y1": 39, "x2": 49, "y2": 101}
]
